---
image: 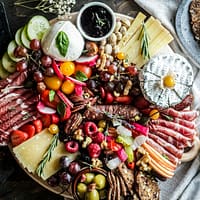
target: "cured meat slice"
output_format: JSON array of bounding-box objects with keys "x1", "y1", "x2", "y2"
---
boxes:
[
  {"x1": 150, "y1": 125, "x2": 192, "y2": 148},
  {"x1": 151, "y1": 119, "x2": 196, "y2": 139},
  {"x1": 148, "y1": 133, "x2": 184, "y2": 158},
  {"x1": 151, "y1": 130, "x2": 185, "y2": 149},
  {"x1": 146, "y1": 138, "x2": 179, "y2": 165},
  {"x1": 173, "y1": 118, "x2": 196, "y2": 129},
  {"x1": 161, "y1": 108, "x2": 199, "y2": 121},
  {"x1": 0, "y1": 71, "x2": 20, "y2": 89}
]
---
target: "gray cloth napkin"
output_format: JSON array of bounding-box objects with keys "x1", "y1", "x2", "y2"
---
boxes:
[{"x1": 134, "y1": 0, "x2": 200, "y2": 200}]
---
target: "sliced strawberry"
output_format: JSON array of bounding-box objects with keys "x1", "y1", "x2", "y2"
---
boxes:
[
  {"x1": 51, "y1": 113, "x2": 60, "y2": 124},
  {"x1": 11, "y1": 130, "x2": 29, "y2": 146},
  {"x1": 20, "y1": 124, "x2": 36, "y2": 138},
  {"x1": 41, "y1": 114, "x2": 51, "y2": 128},
  {"x1": 32, "y1": 119, "x2": 43, "y2": 133}
]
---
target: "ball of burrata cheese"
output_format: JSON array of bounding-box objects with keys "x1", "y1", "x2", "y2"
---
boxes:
[{"x1": 41, "y1": 21, "x2": 84, "y2": 61}]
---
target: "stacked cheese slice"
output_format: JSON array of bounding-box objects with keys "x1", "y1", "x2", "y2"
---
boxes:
[{"x1": 117, "y1": 12, "x2": 174, "y2": 68}]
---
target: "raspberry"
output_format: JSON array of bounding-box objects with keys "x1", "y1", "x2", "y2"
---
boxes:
[
  {"x1": 65, "y1": 141, "x2": 79, "y2": 153},
  {"x1": 84, "y1": 122, "x2": 98, "y2": 136},
  {"x1": 91, "y1": 132, "x2": 105, "y2": 144},
  {"x1": 87, "y1": 143, "x2": 101, "y2": 158}
]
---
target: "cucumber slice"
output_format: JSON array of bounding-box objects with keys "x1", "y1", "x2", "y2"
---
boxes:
[
  {"x1": 27, "y1": 15, "x2": 50, "y2": 40},
  {"x1": 15, "y1": 27, "x2": 23, "y2": 46},
  {"x1": 7, "y1": 40, "x2": 23, "y2": 62},
  {"x1": 0, "y1": 60, "x2": 10, "y2": 79},
  {"x1": 21, "y1": 25, "x2": 31, "y2": 49},
  {"x1": 2, "y1": 52, "x2": 16, "y2": 73}
]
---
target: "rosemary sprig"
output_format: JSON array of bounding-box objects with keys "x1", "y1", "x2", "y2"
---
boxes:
[
  {"x1": 139, "y1": 21, "x2": 150, "y2": 60},
  {"x1": 36, "y1": 133, "x2": 59, "y2": 177}
]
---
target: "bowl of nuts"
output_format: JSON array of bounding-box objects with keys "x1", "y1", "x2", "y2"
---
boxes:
[
  {"x1": 76, "y1": 2, "x2": 116, "y2": 41},
  {"x1": 72, "y1": 167, "x2": 109, "y2": 200}
]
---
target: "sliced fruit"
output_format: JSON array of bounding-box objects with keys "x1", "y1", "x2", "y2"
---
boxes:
[
  {"x1": 15, "y1": 27, "x2": 23, "y2": 46},
  {"x1": 11, "y1": 130, "x2": 29, "y2": 146},
  {"x1": 21, "y1": 25, "x2": 31, "y2": 49},
  {"x1": 7, "y1": 40, "x2": 24, "y2": 62},
  {"x1": 20, "y1": 124, "x2": 36, "y2": 138},
  {"x1": 0, "y1": 60, "x2": 10, "y2": 79},
  {"x1": 27, "y1": 15, "x2": 50, "y2": 40},
  {"x1": 37, "y1": 101, "x2": 56, "y2": 114},
  {"x1": 142, "y1": 143, "x2": 177, "y2": 170},
  {"x1": 2, "y1": 52, "x2": 16, "y2": 73}
]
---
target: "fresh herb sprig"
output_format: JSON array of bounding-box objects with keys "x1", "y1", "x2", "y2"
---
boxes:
[
  {"x1": 139, "y1": 21, "x2": 150, "y2": 60},
  {"x1": 36, "y1": 133, "x2": 59, "y2": 177}
]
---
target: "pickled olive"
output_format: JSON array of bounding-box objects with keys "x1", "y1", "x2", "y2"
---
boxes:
[
  {"x1": 93, "y1": 174, "x2": 106, "y2": 190},
  {"x1": 60, "y1": 61, "x2": 75, "y2": 76},
  {"x1": 77, "y1": 182, "x2": 87, "y2": 198},
  {"x1": 44, "y1": 76, "x2": 62, "y2": 91},
  {"x1": 84, "y1": 173, "x2": 95, "y2": 184},
  {"x1": 85, "y1": 189, "x2": 99, "y2": 200},
  {"x1": 61, "y1": 80, "x2": 75, "y2": 94},
  {"x1": 48, "y1": 124, "x2": 59, "y2": 134}
]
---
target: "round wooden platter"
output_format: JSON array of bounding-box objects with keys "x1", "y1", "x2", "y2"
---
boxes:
[{"x1": 8, "y1": 12, "x2": 200, "y2": 199}]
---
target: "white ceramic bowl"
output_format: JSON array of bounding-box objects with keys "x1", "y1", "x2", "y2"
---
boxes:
[{"x1": 76, "y1": 2, "x2": 116, "y2": 41}]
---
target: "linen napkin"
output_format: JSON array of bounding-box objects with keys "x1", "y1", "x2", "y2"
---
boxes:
[{"x1": 134, "y1": 0, "x2": 200, "y2": 200}]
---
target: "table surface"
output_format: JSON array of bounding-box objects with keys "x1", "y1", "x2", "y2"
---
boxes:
[{"x1": 0, "y1": 0, "x2": 144, "y2": 199}]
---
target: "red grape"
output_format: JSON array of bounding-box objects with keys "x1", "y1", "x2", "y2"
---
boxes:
[
  {"x1": 107, "y1": 64, "x2": 117, "y2": 74},
  {"x1": 44, "y1": 67, "x2": 54, "y2": 76},
  {"x1": 41, "y1": 55, "x2": 52, "y2": 67},
  {"x1": 14, "y1": 46, "x2": 27, "y2": 58},
  {"x1": 16, "y1": 60, "x2": 28, "y2": 72},
  {"x1": 30, "y1": 39, "x2": 41, "y2": 51},
  {"x1": 33, "y1": 71, "x2": 44, "y2": 82}
]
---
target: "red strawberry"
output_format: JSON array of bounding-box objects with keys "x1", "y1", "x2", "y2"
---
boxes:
[
  {"x1": 20, "y1": 124, "x2": 36, "y2": 138},
  {"x1": 11, "y1": 130, "x2": 29, "y2": 146},
  {"x1": 51, "y1": 113, "x2": 60, "y2": 124},
  {"x1": 32, "y1": 119, "x2": 43, "y2": 133},
  {"x1": 41, "y1": 114, "x2": 51, "y2": 128}
]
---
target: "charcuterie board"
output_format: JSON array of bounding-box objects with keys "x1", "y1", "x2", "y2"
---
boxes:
[{"x1": 2, "y1": 7, "x2": 199, "y2": 200}]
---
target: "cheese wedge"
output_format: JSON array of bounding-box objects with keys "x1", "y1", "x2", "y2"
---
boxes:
[
  {"x1": 13, "y1": 129, "x2": 77, "y2": 180},
  {"x1": 117, "y1": 12, "x2": 147, "y2": 49}
]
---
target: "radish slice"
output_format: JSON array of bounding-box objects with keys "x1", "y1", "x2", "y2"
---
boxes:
[
  {"x1": 57, "y1": 90, "x2": 74, "y2": 108},
  {"x1": 106, "y1": 157, "x2": 122, "y2": 170},
  {"x1": 131, "y1": 135, "x2": 147, "y2": 150},
  {"x1": 116, "y1": 148, "x2": 128, "y2": 162},
  {"x1": 75, "y1": 55, "x2": 98, "y2": 66},
  {"x1": 132, "y1": 122, "x2": 149, "y2": 136},
  {"x1": 37, "y1": 101, "x2": 56, "y2": 114},
  {"x1": 65, "y1": 76, "x2": 86, "y2": 86},
  {"x1": 52, "y1": 60, "x2": 64, "y2": 80}
]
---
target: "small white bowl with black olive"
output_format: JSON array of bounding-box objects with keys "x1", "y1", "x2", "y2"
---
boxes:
[{"x1": 77, "y1": 2, "x2": 116, "y2": 41}]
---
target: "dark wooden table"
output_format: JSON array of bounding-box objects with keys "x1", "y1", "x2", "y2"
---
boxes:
[{"x1": 0, "y1": 1, "x2": 144, "y2": 199}]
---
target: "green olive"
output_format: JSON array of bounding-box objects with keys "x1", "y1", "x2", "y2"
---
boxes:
[
  {"x1": 77, "y1": 182, "x2": 87, "y2": 199},
  {"x1": 85, "y1": 189, "x2": 99, "y2": 200},
  {"x1": 93, "y1": 174, "x2": 106, "y2": 190},
  {"x1": 84, "y1": 173, "x2": 95, "y2": 184}
]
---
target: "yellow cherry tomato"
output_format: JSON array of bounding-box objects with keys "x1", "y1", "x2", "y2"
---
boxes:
[
  {"x1": 60, "y1": 61, "x2": 75, "y2": 76},
  {"x1": 48, "y1": 124, "x2": 59, "y2": 134},
  {"x1": 149, "y1": 109, "x2": 160, "y2": 120},
  {"x1": 61, "y1": 80, "x2": 75, "y2": 94},
  {"x1": 44, "y1": 76, "x2": 62, "y2": 90},
  {"x1": 116, "y1": 52, "x2": 125, "y2": 60},
  {"x1": 163, "y1": 75, "x2": 175, "y2": 88},
  {"x1": 98, "y1": 120, "x2": 107, "y2": 128}
]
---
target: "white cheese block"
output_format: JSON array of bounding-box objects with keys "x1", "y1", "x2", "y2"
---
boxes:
[
  {"x1": 42, "y1": 21, "x2": 84, "y2": 61},
  {"x1": 139, "y1": 53, "x2": 194, "y2": 108}
]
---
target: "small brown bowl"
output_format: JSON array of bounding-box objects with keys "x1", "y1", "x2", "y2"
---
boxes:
[{"x1": 72, "y1": 167, "x2": 109, "y2": 200}]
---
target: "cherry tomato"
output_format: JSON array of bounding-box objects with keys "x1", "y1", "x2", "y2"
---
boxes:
[
  {"x1": 32, "y1": 119, "x2": 43, "y2": 133},
  {"x1": 11, "y1": 130, "x2": 28, "y2": 146},
  {"x1": 116, "y1": 52, "x2": 125, "y2": 60},
  {"x1": 41, "y1": 114, "x2": 52, "y2": 128},
  {"x1": 61, "y1": 80, "x2": 75, "y2": 94},
  {"x1": 149, "y1": 109, "x2": 160, "y2": 120},
  {"x1": 127, "y1": 162, "x2": 135, "y2": 170},
  {"x1": 20, "y1": 124, "x2": 36, "y2": 138},
  {"x1": 44, "y1": 76, "x2": 62, "y2": 91},
  {"x1": 75, "y1": 64, "x2": 92, "y2": 78},
  {"x1": 51, "y1": 113, "x2": 60, "y2": 124},
  {"x1": 48, "y1": 124, "x2": 59, "y2": 134},
  {"x1": 60, "y1": 61, "x2": 75, "y2": 76}
]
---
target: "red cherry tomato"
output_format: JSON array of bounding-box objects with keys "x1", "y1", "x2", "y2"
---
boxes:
[
  {"x1": 51, "y1": 113, "x2": 60, "y2": 124},
  {"x1": 127, "y1": 162, "x2": 135, "y2": 169},
  {"x1": 33, "y1": 119, "x2": 43, "y2": 133},
  {"x1": 75, "y1": 64, "x2": 92, "y2": 78},
  {"x1": 20, "y1": 124, "x2": 36, "y2": 138},
  {"x1": 41, "y1": 114, "x2": 51, "y2": 128},
  {"x1": 11, "y1": 130, "x2": 28, "y2": 146}
]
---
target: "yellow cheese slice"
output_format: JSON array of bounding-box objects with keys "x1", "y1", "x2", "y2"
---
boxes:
[
  {"x1": 117, "y1": 12, "x2": 147, "y2": 49},
  {"x1": 120, "y1": 16, "x2": 156, "y2": 53}
]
